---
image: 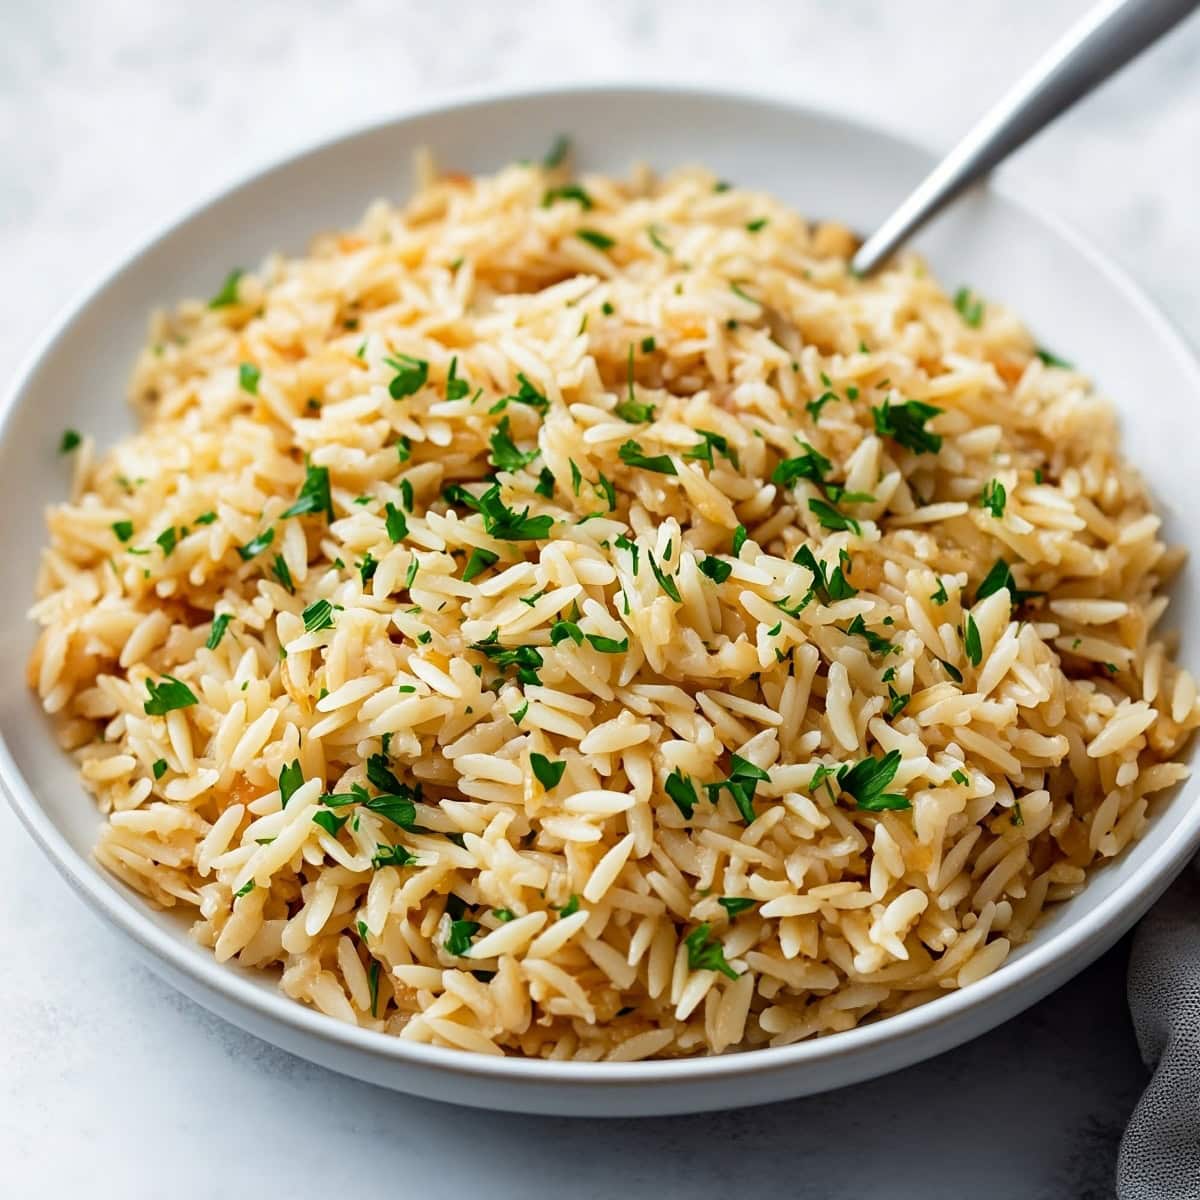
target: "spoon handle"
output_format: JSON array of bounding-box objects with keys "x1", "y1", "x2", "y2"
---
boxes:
[{"x1": 851, "y1": 0, "x2": 1199, "y2": 276}]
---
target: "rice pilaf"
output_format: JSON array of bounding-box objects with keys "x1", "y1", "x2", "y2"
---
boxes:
[{"x1": 29, "y1": 150, "x2": 1198, "y2": 1059}]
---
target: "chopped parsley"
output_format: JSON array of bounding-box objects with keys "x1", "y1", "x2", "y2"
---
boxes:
[
  {"x1": 964, "y1": 614, "x2": 983, "y2": 667},
  {"x1": 462, "y1": 547, "x2": 499, "y2": 582},
  {"x1": 557, "y1": 894, "x2": 581, "y2": 919},
  {"x1": 152, "y1": 758, "x2": 169, "y2": 780},
  {"x1": 470, "y1": 630, "x2": 544, "y2": 686},
  {"x1": 806, "y1": 391, "x2": 837, "y2": 422},
  {"x1": 445, "y1": 356, "x2": 469, "y2": 401},
  {"x1": 641, "y1": 336, "x2": 656, "y2": 353},
  {"x1": 684, "y1": 924, "x2": 739, "y2": 980},
  {"x1": 279, "y1": 760, "x2": 304, "y2": 807},
  {"x1": 872, "y1": 399, "x2": 943, "y2": 455},
  {"x1": 1035, "y1": 346, "x2": 1072, "y2": 369},
  {"x1": 206, "y1": 613, "x2": 232, "y2": 650},
  {"x1": 975, "y1": 557, "x2": 1041, "y2": 606},
  {"x1": 838, "y1": 749, "x2": 909, "y2": 811},
  {"x1": 647, "y1": 224, "x2": 672, "y2": 254},
  {"x1": 58, "y1": 429, "x2": 82, "y2": 454},
  {"x1": 887, "y1": 685, "x2": 910, "y2": 718},
  {"x1": 234, "y1": 880, "x2": 255, "y2": 899},
  {"x1": 384, "y1": 354, "x2": 429, "y2": 399},
  {"x1": 585, "y1": 633, "x2": 628, "y2": 654},
  {"x1": 808, "y1": 497, "x2": 861, "y2": 535},
  {"x1": 355, "y1": 554, "x2": 374, "y2": 588},
  {"x1": 931, "y1": 579, "x2": 949, "y2": 606},
  {"x1": 845, "y1": 614, "x2": 896, "y2": 657},
  {"x1": 951, "y1": 768, "x2": 970, "y2": 786},
  {"x1": 647, "y1": 551, "x2": 681, "y2": 602},
  {"x1": 371, "y1": 844, "x2": 417, "y2": 868},
  {"x1": 718, "y1": 897, "x2": 756, "y2": 917},
  {"x1": 302, "y1": 598, "x2": 335, "y2": 633},
  {"x1": 615, "y1": 345, "x2": 655, "y2": 422},
  {"x1": 939, "y1": 658, "x2": 964, "y2": 683},
  {"x1": 705, "y1": 754, "x2": 769, "y2": 824},
  {"x1": 489, "y1": 415, "x2": 539, "y2": 472},
  {"x1": 312, "y1": 810, "x2": 349, "y2": 838},
  {"x1": 665, "y1": 768, "x2": 698, "y2": 818},
  {"x1": 732, "y1": 525, "x2": 748, "y2": 556},
  {"x1": 208, "y1": 268, "x2": 243, "y2": 308},
  {"x1": 444, "y1": 919, "x2": 480, "y2": 956},
  {"x1": 698, "y1": 555, "x2": 733, "y2": 584},
  {"x1": 794, "y1": 545, "x2": 856, "y2": 604},
  {"x1": 980, "y1": 479, "x2": 1006, "y2": 518},
  {"x1": 618, "y1": 439, "x2": 676, "y2": 476},
  {"x1": 238, "y1": 362, "x2": 260, "y2": 394},
  {"x1": 112, "y1": 520, "x2": 134, "y2": 543},
  {"x1": 236, "y1": 527, "x2": 275, "y2": 561},
  {"x1": 281, "y1": 463, "x2": 334, "y2": 522},
  {"x1": 576, "y1": 229, "x2": 615, "y2": 251},
  {"x1": 531, "y1": 752, "x2": 567, "y2": 791},
  {"x1": 550, "y1": 620, "x2": 583, "y2": 646},
  {"x1": 746, "y1": 218, "x2": 768, "y2": 233},
  {"x1": 773, "y1": 443, "x2": 832, "y2": 489},
  {"x1": 368, "y1": 960, "x2": 381, "y2": 1017},
  {"x1": 954, "y1": 286, "x2": 985, "y2": 328},
  {"x1": 543, "y1": 184, "x2": 593, "y2": 209},
  {"x1": 155, "y1": 527, "x2": 178, "y2": 557},
  {"x1": 381, "y1": 501, "x2": 407, "y2": 544},
  {"x1": 683, "y1": 429, "x2": 738, "y2": 470},
  {"x1": 535, "y1": 467, "x2": 556, "y2": 498},
  {"x1": 143, "y1": 675, "x2": 198, "y2": 716}
]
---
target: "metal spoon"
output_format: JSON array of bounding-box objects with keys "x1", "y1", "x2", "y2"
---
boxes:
[{"x1": 852, "y1": 0, "x2": 1200, "y2": 276}]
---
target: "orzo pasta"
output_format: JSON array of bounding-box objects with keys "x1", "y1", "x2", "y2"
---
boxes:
[{"x1": 29, "y1": 149, "x2": 1198, "y2": 1059}]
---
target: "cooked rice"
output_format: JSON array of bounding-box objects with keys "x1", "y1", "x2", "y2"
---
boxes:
[{"x1": 28, "y1": 151, "x2": 1199, "y2": 1060}]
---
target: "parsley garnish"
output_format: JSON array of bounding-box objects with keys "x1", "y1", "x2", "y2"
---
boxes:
[
  {"x1": 615, "y1": 345, "x2": 655, "y2": 422},
  {"x1": 732, "y1": 525, "x2": 748, "y2": 556},
  {"x1": 381, "y1": 501, "x2": 407, "y2": 543},
  {"x1": 838, "y1": 749, "x2": 909, "y2": 811},
  {"x1": 112, "y1": 520, "x2": 134, "y2": 542},
  {"x1": 647, "y1": 551, "x2": 681, "y2": 602},
  {"x1": 234, "y1": 880, "x2": 255, "y2": 899},
  {"x1": 698, "y1": 555, "x2": 733, "y2": 584},
  {"x1": 951, "y1": 768, "x2": 969, "y2": 786},
  {"x1": 1035, "y1": 346, "x2": 1072, "y2": 369},
  {"x1": 236, "y1": 527, "x2": 275, "y2": 561},
  {"x1": 806, "y1": 392, "x2": 836, "y2": 422},
  {"x1": 281, "y1": 463, "x2": 334, "y2": 522},
  {"x1": 618, "y1": 439, "x2": 676, "y2": 475},
  {"x1": 444, "y1": 919, "x2": 480, "y2": 956},
  {"x1": 964, "y1": 613, "x2": 983, "y2": 666},
  {"x1": 793, "y1": 545, "x2": 856, "y2": 604},
  {"x1": 152, "y1": 758, "x2": 169, "y2": 780},
  {"x1": 312, "y1": 810, "x2": 348, "y2": 838},
  {"x1": 772, "y1": 443, "x2": 832, "y2": 488},
  {"x1": 718, "y1": 897, "x2": 756, "y2": 917},
  {"x1": 557, "y1": 895, "x2": 581, "y2": 919},
  {"x1": 585, "y1": 633, "x2": 628, "y2": 654},
  {"x1": 531, "y1": 753, "x2": 567, "y2": 791},
  {"x1": 975, "y1": 558, "x2": 1041, "y2": 606},
  {"x1": 808, "y1": 497, "x2": 860, "y2": 535},
  {"x1": 143, "y1": 675, "x2": 198, "y2": 716},
  {"x1": 238, "y1": 362, "x2": 260, "y2": 394},
  {"x1": 384, "y1": 354, "x2": 428, "y2": 398},
  {"x1": 931, "y1": 579, "x2": 949, "y2": 605},
  {"x1": 550, "y1": 620, "x2": 583, "y2": 645},
  {"x1": 471, "y1": 631, "x2": 544, "y2": 685},
  {"x1": 665, "y1": 768, "x2": 698, "y2": 818},
  {"x1": 887, "y1": 685, "x2": 910, "y2": 718},
  {"x1": 155, "y1": 527, "x2": 178, "y2": 556},
  {"x1": 543, "y1": 184, "x2": 593, "y2": 209},
  {"x1": 746, "y1": 218, "x2": 768, "y2": 232},
  {"x1": 445, "y1": 356, "x2": 469, "y2": 401},
  {"x1": 684, "y1": 924, "x2": 739, "y2": 980},
  {"x1": 462, "y1": 548, "x2": 499, "y2": 582},
  {"x1": 872, "y1": 399, "x2": 943, "y2": 455},
  {"x1": 845, "y1": 614, "x2": 895, "y2": 657},
  {"x1": 59, "y1": 429, "x2": 81, "y2": 454},
  {"x1": 980, "y1": 479, "x2": 1006, "y2": 518},
  {"x1": 372, "y1": 844, "x2": 417, "y2": 868},
  {"x1": 206, "y1": 613, "x2": 232, "y2": 650},
  {"x1": 683, "y1": 429, "x2": 738, "y2": 470},
  {"x1": 576, "y1": 229, "x2": 615, "y2": 251},
  {"x1": 208, "y1": 268, "x2": 243, "y2": 308},
  {"x1": 489, "y1": 415, "x2": 539, "y2": 472},
  {"x1": 954, "y1": 286, "x2": 985, "y2": 328},
  {"x1": 535, "y1": 467, "x2": 555, "y2": 498},
  {"x1": 705, "y1": 754, "x2": 769, "y2": 824},
  {"x1": 302, "y1": 599, "x2": 335, "y2": 633},
  {"x1": 279, "y1": 760, "x2": 303, "y2": 807},
  {"x1": 647, "y1": 224, "x2": 671, "y2": 254}
]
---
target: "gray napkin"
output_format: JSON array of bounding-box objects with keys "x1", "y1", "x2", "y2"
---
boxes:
[{"x1": 1118, "y1": 859, "x2": 1200, "y2": 1197}]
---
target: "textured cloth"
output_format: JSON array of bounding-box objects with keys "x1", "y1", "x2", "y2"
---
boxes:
[{"x1": 1119, "y1": 859, "x2": 1200, "y2": 1198}]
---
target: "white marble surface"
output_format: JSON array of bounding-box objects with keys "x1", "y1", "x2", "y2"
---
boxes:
[{"x1": 3, "y1": 1, "x2": 1199, "y2": 1195}]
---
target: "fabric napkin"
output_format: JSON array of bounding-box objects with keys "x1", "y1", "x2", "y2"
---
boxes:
[{"x1": 1118, "y1": 859, "x2": 1200, "y2": 1197}]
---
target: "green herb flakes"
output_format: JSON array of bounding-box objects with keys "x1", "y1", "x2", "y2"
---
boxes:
[
  {"x1": 143, "y1": 675, "x2": 198, "y2": 716},
  {"x1": 531, "y1": 752, "x2": 567, "y2": 791}
]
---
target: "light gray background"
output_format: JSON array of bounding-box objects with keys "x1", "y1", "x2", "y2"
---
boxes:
[{"x1": 4, "y1": 2, "x2": 1197, "y2": 1196}]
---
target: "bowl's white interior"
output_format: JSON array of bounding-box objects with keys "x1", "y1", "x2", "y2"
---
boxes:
[{"x1": 2, "y1": 86, "x2": 1198, "y2": 1084}]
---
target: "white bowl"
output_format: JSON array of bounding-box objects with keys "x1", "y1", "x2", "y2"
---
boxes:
[{"x1": 3, "y1": 84, "x2": 1198, "y2": 1117}]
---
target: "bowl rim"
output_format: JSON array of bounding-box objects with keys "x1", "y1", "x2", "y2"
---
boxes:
[{"x1": 4, "y1": 78, "x2": 1199, "y2": 1086}]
